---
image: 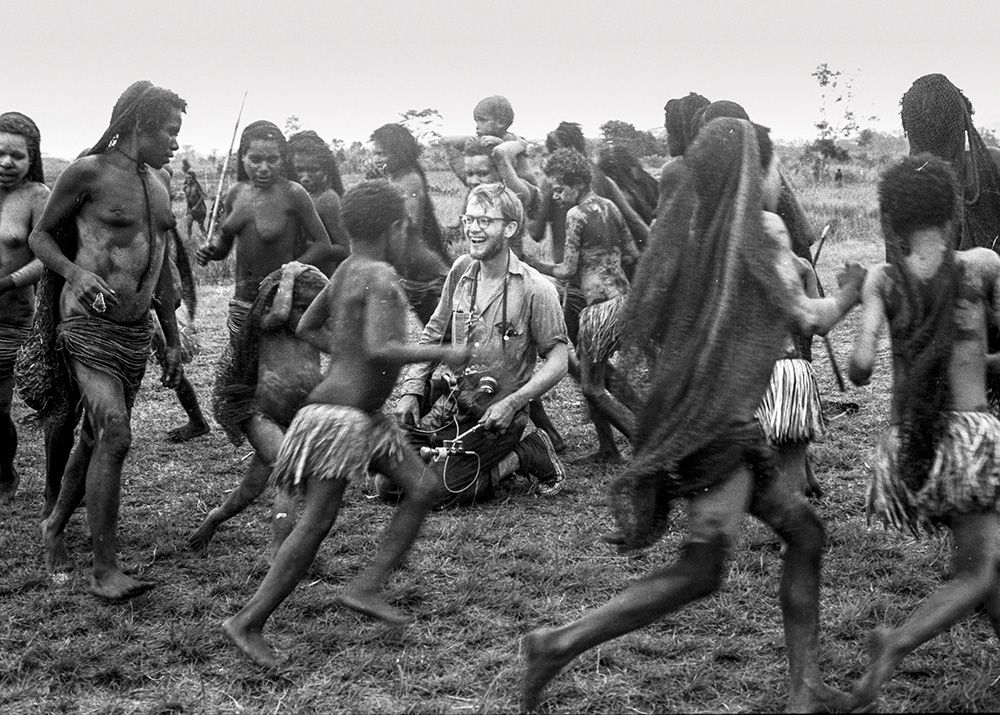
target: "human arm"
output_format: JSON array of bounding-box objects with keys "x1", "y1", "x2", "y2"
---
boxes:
[
  {"x1": 765, "y1": 212, "x2": 864, "y2": 337},
  {"x1": 195, "y1": 184, "x2": 237, "y2": 265},
  {"x1": 595, "y1": 172, "x2": 650, "y2": 249},
  {"x1": 28, "y1": 159, "x2": 120, "y2": 311},
  {"x1": 480, "y1": 342, "x2": 568, "y2": 431},
  {"x1": 526, "y1": 208, "x2": 581, "y2": 281},
  {"x1": 295, "y1": 280, "x2": 335, "y2": 351},
  {"x1": 439, "y1": 135, "x2": 472, "y2": 183},
  {"x1": 847, "y1": 267, "x2": 886, "y2": 386},
  {"x1": 313, "y1": 191, "x2": 350, "y2": 271},
  {"x1": 528, "y1": 178, "x2": 554, "y2": 243},
  {"x1": 396, "y1": 171, "x2": 426, "y2": 242},
  {"x1": 290, "y1": 183, "x2": 336, "y2": 270},
  {"x1": 152, "y1": 237, "x2": 182, "y2": 387},
  {"x1": 492, "y1": 139, "x2": 536, "y2": 205}
]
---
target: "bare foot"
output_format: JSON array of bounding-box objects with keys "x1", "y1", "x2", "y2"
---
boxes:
[
  {"x1": 222, "y1": 616, "x2": 280, "y2": 667},
  {"x1": 0, "y1": 468, "x2": 20, "y2": 503},
  {"x1": 41, "y1": 519, "x2": 73, "y2": 576},
  {"x1": 571, "y1": 449, "x2": 622, "y2": 465},
  {"x1": 846, "y1": 627, "x2": 894, "y2": 713},
  {"x1": 89, "y1": 569, "x2": 155, "y2": 601},
  {"x1": 786, "y1": 682, "x2": 852, "y2": 713},
  {"x1": 522, "y1": 627, "x2": 573, "y2": 712},
  {"x1": 187, "y1": 510, "x2": 221, "y2": 550},
  {"x1": 167, "y1": 422, "x2": 210, "y2": 443},
  {"x1": 338, "y1": 589, "x2": 413, "y2": 626}
]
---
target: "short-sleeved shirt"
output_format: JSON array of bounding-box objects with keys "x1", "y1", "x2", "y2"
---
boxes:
[
  {"x1": 401, "y1": 250, "x2": 569, "y2": 396},
  {"x1": 563, "y1": 192, "x2": 632, "y2": 305}
]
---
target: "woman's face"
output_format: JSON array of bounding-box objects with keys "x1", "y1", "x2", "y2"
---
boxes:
[
  {"x1": 0, "y1": 132, "x2": 31, "y2": 189},
  {"x1": 370, "y1": 140, "x2": 390, "y2": 175},
  {"x1": 243, "y1": 138, "x2": 283, "y2": 187},
  {"x1": 292, "y1": 152, "x2": 328, "y2": 194}
]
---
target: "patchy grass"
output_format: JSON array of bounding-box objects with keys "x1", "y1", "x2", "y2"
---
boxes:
[{"x1": 5, "y1": 169, "x2": 1000, "y2": 713}]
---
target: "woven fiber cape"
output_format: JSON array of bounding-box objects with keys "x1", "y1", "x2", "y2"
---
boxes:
[{"x1": 610, "y1": 118, "x2": 795, "y2": 550}]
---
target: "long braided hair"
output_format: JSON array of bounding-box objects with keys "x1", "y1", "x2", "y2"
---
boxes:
[
  {"x1": 597, "y1": 144, "x2": 659, "y2": 224},
  {"x1": 288, "y1": 130, "x2": 345, "y2": 196},
  {"x1": 879, "y1": 154, "x2": 963, "y2": 490},
  {"x1": 901, "y1": 74, "x2": 1000, "y2": 251},
  {"x1": 663, "y1": 92, "x2": 710, "y2": 157},
  {"x1": 0, "y1": 112, "x2": 43, "y2": 183}
]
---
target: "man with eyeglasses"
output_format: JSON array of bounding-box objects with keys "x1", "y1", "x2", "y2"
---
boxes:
[{"x1": 383, "y1": 183, "x2": 570, "y2": 508}]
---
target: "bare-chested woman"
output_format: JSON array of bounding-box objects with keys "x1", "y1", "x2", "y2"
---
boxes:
[
  {"x1": 370, "y1": 123, "x2": 450, "y2": 324},
  {"x1": 288, "y1": 130, "x2": 351, "y2": 274},
  {"x1": 0, "y1": 112, "x2": 49, "y2": 503},
  {"x1": 195, "y1": 120, "x2": 335, "y2": 341}
]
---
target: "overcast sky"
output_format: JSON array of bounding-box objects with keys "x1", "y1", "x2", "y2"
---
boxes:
[{"x1": 13, "y1": 0, "x2": 1000, "y2": 159}]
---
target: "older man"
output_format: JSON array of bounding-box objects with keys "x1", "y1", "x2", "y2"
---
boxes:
[{"x1": 385, "y1": 183, "x2": 569, "y2": 508}]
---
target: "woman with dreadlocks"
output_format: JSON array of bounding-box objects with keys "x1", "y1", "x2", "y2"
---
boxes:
[
  {"x1": 596, "y1": 144, "x2": 659, "y2": 226},
  {"x1": 521, "y1": 118, "x2": 866, "y2": 713},
  {"x1": 654, "y1": 92, "x2": 710, "y2": 217},
  {"x1": 846, "y1": 154, "x2": 1000, "y2": 711},
  {"x1": 0, "y1": 112, "x2": 50, "y2": 503},
  {"x1": 288, "y1": 130, "x2": 350, "y2": 273},
  {"x1": 196, "y1": 120, "x2": 335, "y2": 343},
  {"x1": 369, "y1": 123, "x2": 450, "y2": 325},
  {"x1": 26, "y1": 80, "x2": 186, "y2": 600},
  {"x1": 187, "y1": 263, "x2": 328, "y2": 555}
]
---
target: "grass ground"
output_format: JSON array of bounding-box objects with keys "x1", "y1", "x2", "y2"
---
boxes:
[{"x1": 2, "y1": 169, "x2": 999, "y2": 714}]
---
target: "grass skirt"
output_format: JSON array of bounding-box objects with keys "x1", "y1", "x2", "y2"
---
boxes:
[
  {"x1": 869, "y1": 411, "x2": 1000, "y2": 536},
  {"x1": 0, "y1": 323, "x2": 30, "y2": 380},
  {"x1": 227, "y1": 299, "x2": 253, "y2": 344},
  {"x1": 755, "y1": 358, "x2": 825, "y2": 444},
  {"x1": 578, "y1": 295, "x2": 626, "y2": 364},
  {"x1": 272, "y1": 404, "x2": 409, "y2": 492}
]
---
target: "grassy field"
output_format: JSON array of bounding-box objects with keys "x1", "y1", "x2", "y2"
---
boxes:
[{"x1": 2, "y1": 168, "x2": 1000, "y2": 714}]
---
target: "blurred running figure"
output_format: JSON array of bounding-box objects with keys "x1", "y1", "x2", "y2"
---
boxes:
[
  {"x1": 521, "y1": 119, "x2": 865, "y2": 713},
  {"x1": 847, "y1": 154, "x2": 1000, "y2": 711}
]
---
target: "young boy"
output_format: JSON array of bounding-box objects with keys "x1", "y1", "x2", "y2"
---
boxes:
[
  {"x1": 442, "y1": 95, "x2": 536, "y2": 188},
  {"x1": 223, "y1": 179, "x2": 467, "y2": 667},
  {"x1": 187, "y1": 262, "x2": 328, "y2": 553},
  {"x1": 847, "y1": 154, "x2": 1000, "y2": 710},
  {"x1": 527, "y1": 148, "x2": 639, "y2": 462}
]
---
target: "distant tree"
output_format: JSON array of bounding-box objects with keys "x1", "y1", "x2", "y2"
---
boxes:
[
  {"x1": 857, "y1": 128, "x2": 875, "y2": 147},
  {"x1": 399, "y1": 108, "x2": 443, "y2": 147},
  {"x1": 284, "y1": 115, "x2": 301, "y2": 135},
  {"x1": 599, "y1": 120, "x2": 663, "y2": 157}
]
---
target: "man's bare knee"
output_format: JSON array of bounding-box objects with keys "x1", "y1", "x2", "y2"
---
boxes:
[
  {"x1": 650, "y1": 535, "x2": 730, "y2": 599},
  {"x1": 94, "y1": 414, "x2": 132, "y2": 459},
  {"x1": 765, "y1": 498, "x2": 825, "y2": 555}
]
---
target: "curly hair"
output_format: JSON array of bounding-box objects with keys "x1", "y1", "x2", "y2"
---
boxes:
[
  {"x1": 370, "y1": 123, "x2": 422, "y2": 174},
  {"x1": 237, "y1": 120, "x2": 288, "y2": 182},
  {"x1": 473, "y1": 95, "x2": 514, "y2": 130},
  {"x1": 88, "y1": 80, "x2": 186, "y2": 155},
  {"x1": 0, "y1": 112, "x2": 43, "y2": 183},
  {"x1": 545, "y1": 122, "x2": 586, "y2": 154},
  {"x1": 544, "y1": 147, "x2": 592, "y2": 189},
  {"x1": 341, "y1": 179, "x2": 406, "y2": 244},
  {"x1": 288, "y1": 129, "x2": 345, "y2": 196},
  {"x1": 880, "y1": 154, "x2": 960, "y2": 243}
]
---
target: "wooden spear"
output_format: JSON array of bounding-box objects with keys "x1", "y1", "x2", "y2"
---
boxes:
[
  {"x1": 810, "y1": 219, "x2": 846, "y2": 391},
  {"x1": 205, "y1": 91, "x2": 247, "y2": 242}
]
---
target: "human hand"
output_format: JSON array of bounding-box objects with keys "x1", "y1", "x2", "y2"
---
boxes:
[
  {"x1": 442, "y1": 345, "x2": 471, "y2": 369},
  {"x1": 396, "y1": 394, "x2": 421, "y2": 427},
  {"x1": 836, "y1": 261, "x2": 866, "y2": 296},
  {"x1": 67, "y1": 267, "x2": 118, "y2": 314},
  {"x1": 479, "y1": 395, "x2": 519, "y2": 432},
  {"x1": 478, "y1": 135, "x2": 503, "y2": 150},
  {"x1": 160, "y1": 347, "x2": 182, "y2": 388},
  {"x1": 195, "y1": 243, "x2": 217, "y2": 267}
]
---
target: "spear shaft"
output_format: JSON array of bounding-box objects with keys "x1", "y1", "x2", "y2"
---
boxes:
[{"x1": 205, "y1": 91, "x2": 247, "y2": 242}]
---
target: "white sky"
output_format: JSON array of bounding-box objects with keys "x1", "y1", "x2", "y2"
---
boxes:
[{"x1": 13, "y1": 0, "x2": 1000, "y2": 159}]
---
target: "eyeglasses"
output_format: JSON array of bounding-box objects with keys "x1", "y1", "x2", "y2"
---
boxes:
[{"x1": 459, "y1": 214, "x2": 509, "y2": 230}]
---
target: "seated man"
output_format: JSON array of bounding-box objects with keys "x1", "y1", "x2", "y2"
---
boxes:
[{"x1": 385, "y1": 183, "x2": 569, "y2": 508}]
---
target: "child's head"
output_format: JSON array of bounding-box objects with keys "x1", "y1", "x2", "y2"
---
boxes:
[
  {"x1": 544, "y1": 148, "x2": 592, "y2": 207},
  {"x1": 342, "y1": 179, "x2": 408, "y2": 257},
  {"x1": 473, "y1": 95, "x2": 514, "y2": 137},
  {"x1": 545, "y1": 121, "x2": 586, "y2": 154},
  {"x1": 237, "y1": 120, "x2": 288, "y2": 186},
  {"x1": 879, "y1": 154, "x2": 959, "y2": 249},
  {"x1": 462, "y1": 137, "x2": 500, "y2": 188}
]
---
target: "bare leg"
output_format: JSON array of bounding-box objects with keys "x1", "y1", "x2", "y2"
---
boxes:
[
  {"x1": 223, "y1": 476, "x2": 347, "y2": 667},
  {"x1": 268, "y1": 489, "x2": 298, "y2": 561},
  {"x1": 42, "y1": 419, "x2": 93, "y2": 575},
  {"x1": 850, "y1": 512, "x2": 1000, "y2": 711},
  {"x1": 753, "y1": 469, "x2": 845, "y2": 713},
  {"x1": 521, "y1": 470, "x2": 751, "y2": 711},
  {"x1": 73, "y1": 364, "x2": 154, "y2": 601},
  {"x1": 0, "y1": 376, "x2": 20, "y2": 502},
  {"x1": 606, "y1": 363, "x2": 641, "y2": 413},
  {"x1": 166, "y1": 375, "x2": 210, "y2": 442},
  {"x1": 579, "y1": 358, "x2": 634, "y2": 462},
  {"x1": 188, "y1": 414, "x2": 284, "y2": 549},
  {"x1": 529, "y1": 399, "x2": 564, "y2": 453},
  {"x1": 42, "y1": 406, "x2": 81, "y2": 519},
  {"x1": 340, "y1": 448, "x2": 434, "y2": 625},
  {"x1": 803, "y1": 452, "x2": 823, "y2": 499}
]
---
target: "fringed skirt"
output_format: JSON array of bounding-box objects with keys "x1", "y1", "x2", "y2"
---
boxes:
[
  {"x1": 272, "y1": 404, "x2": 410, "y2": 492},
  {"x1": 755, "y1": 358, "x2": 825, "y2": 444},
  {"x1": 0, "y1": 323, "x2": 31, "y2": 380},
  {"x1": 227, "y1": 299, "x2": 253, "y2": 343},
  {"x1": 869, "y1": 411, "x2": 1000, "y2": 536},
  {"x1": 57, "y1": 315, "x2": 151, "y2": 410},
  {"x1": 577, "y1": 295, "x2": 626, "y2": 364}
]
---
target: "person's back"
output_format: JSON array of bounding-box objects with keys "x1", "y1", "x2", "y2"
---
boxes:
[{"x1": 568, "y1": 192, "x2": 632, "y2": 304}]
